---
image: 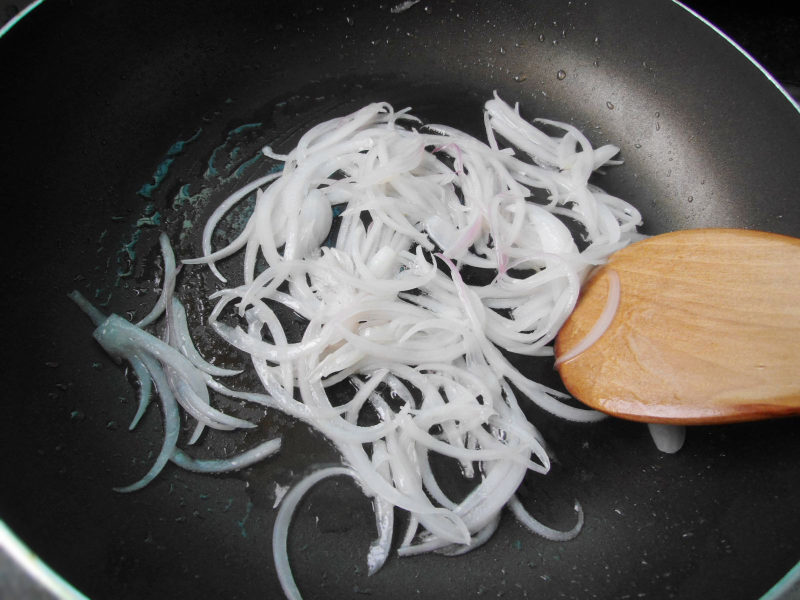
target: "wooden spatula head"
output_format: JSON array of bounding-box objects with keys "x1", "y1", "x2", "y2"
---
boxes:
[{"x1": 555, "y1": 229, "x2": 800, "y2": 424}]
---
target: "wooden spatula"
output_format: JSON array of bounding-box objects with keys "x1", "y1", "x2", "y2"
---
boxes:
[{"x1": 554, "y1": 228, "x2": 800, "y2": 424}]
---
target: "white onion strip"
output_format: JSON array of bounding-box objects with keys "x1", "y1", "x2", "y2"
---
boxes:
[
  {"x1": 136, "y1": 233, "x2": 178, "y2": 328},
  {"x1": 273, "y1": 466, "x2": 361, "y2": 600},
  {"x1": 171, "y1": 438, "x2": 282, "y2": 472},
  {"x1": 555, "y1": 269, "x2": 621, "y2": 367},
  {"x1": 508, "y1": 495, "x2": 584, "y2": 542},
  {"x1": 647, "y1": 423, "x2": 686, "y2": 454}
]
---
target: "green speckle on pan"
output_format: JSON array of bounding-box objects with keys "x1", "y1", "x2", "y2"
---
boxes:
[
  {"x1": 113, "y1": 228, "x2": 142, "y2": 285},
  {"x1": 173, "y1": 183, "x2": 193, "y2": 209},
  {"x1": 205, "y1": 123, "x2": 264, "y2": 180},
  {"x1": 206, "y1": 146, "x2": 223, "y2": 178},
  {"x1": 513, "y1": 540, "x2": 522, "y2": 550},
  {"x1": 137, "y1": 157, "x2": 175, "y2": 198},
  {"x1": 182, "y1": 219, "x2": 192, "y2": 229},
  {"x1": 234, "y1": 153, "x2": 263, "y2": 178},
  {"x1": 94, "y1": 288, "x2": 112, "y2": 306},
  {"x1": 98, "y1": 229, "x2": 108, "y2": 244},
  {"x1": 230, "y1": 123, "x2": 262, "y2": 135},
  {"x1": 121, "y1": 229, "x2": 141, "y2": 261},
  {"x1": 114, "y1": 268, "x2": 132, "y2": 284},
  {"x1": 136, "y1": 212, "x2": 162, "y2": 227},
  {"x1": 137, "y1": 129, "x2": 202, "y2": 199},
  {"x1": 166, "y1": 128, "x2": 202, "y2": 156},
  {"x1": 236, "y1": 499, "x2": 254, "y2": 538}
]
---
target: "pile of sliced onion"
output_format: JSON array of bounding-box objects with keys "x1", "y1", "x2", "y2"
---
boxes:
[{"x1": 71, "y1": 94, "x2": 646, "y2": 598}]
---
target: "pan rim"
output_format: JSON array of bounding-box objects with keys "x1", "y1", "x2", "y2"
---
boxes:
[
  {"x1": 2, "y1": 0, "x2": 798, "y2": 115},
  {"x1": 671, "y1": 0, "x2": 800, "y2": 112},
  {"x1": 0, "y1": 519, "x2": 88, "y2": 599},
  {"x1": 0, "y1": 0, "x2": 44, "y2": 39}
]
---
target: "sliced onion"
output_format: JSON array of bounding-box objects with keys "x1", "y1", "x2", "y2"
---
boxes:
[
  {"x1": 508, "y1": 495, "x2": 584, "y2": 542},
  {"x1": 272, "y1": 466, "x2": 360, "y2": 600},
  {"x1": 70, "y1": 94, "x2": 645, "y2": 595},
  {"x1": 555, "y1": 268, "x2": 621, "y2": 367},
  {"x1": 647, "y1": 423, "x2": 687, "y2": 454},
  {"x1": 171, "y1": 438, "x2": 282, "y2": 472}
]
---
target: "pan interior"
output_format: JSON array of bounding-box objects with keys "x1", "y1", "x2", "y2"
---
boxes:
[{"x1": 1, "y1": 1, "x2": 799, "y2": 599}]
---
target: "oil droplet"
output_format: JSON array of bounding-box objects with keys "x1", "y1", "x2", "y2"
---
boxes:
[
  {"x1": 593, "y1": 59, "x2": 599, "y2": 68},
  {"x1": 634, "y1": 143, "x2": 642, "y2": 148},
  {"x1": 655, "y1": 122, "x2": 661, "y2": 131},
  {"x1": 594, "y1": 36, "x2": 600, "y2": 45},
  {"x1": 345, "y1": 16, "x2": 354, "y2": 25},
  {"x1": 688, "y1": 196, "x2": 694, "y2": 203},
  {"x1": 513, "y1": 74, "x2": 528, "y2": 82},
  {"x1": 655, "y1": 111, "x2": 660, "y2": 118},
  {"x1": 424, "y1": 4, "x2": 432, "y2": 13},
  {"x1": 606, "y1": 101, "x2": 615, "y2": 110},
  {"x1": 556, "y1": 69, "x2": 567, "y2": 80},
  {"x1": 499, "y1": 46, "x2": 506, "y2": 54},
  {"x1": 538, "y1": 33, "x2": 545, "y2": 42}
]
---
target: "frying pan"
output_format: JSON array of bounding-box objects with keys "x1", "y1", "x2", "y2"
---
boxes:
[{"x1": 1, "y1": 1, "x2": 799, "y2": 598}]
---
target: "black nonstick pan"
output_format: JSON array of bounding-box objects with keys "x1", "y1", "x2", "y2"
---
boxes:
[{"x1": 1, "y1": 1, "x2": 799, "y2": 599}]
